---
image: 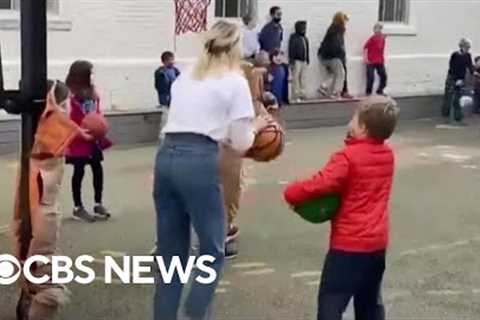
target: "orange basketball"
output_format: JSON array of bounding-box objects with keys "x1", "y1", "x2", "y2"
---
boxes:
[
  {"x1": 81, "y1": 113, "x2": 108, "y2": 139},
  {"x1": 246, "y1": 121, "x2": 285, "y2": 162}
]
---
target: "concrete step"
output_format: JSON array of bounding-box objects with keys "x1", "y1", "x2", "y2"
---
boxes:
[
  {"x1": 0, "y1": 95, "x2": 442, "y2": 155},
  {"x1": 282, "y1": 95, "x2": 442, "y2": 129}
]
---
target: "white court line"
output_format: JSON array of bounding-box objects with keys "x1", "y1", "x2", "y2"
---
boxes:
[
  {"x1": 434, "y1": 145, "x2": 454, "y2": 149},
  {"x1": 386, "y1": 290, "x2": 412, "y2": 300},
  {"x1": 278, "y1": 180, "x2": 289, "y2": 185},
  {"x1": 435, "y1": 124, "x2": 467, "y2": 130},
  {"x1": 100, "y1": 251, "x2": 127, "y2": 258},
  {"x1": 462, "y1": 165, "x2": 478, "y2": 169},
  {"x1": 0, "y1": 225, "x2": 10, "y2": 235},
  {"x1": 243, "y1": 268, "x2": 275, "y2": 276},
  {"x1": 93, "y1": 277, "x2": 124, "y2": 285},
  {"x1": 243, "y1": 178, "x2": 258, "y2": 186},
  {"x1": 218, "y1": 281, "x2": 231, "y2": 286},
  {"x1": 92, "y1": 258, "x2": 105, "y2": 265},
  {"x1": 306, "y1": 280, "x2": 320, "y2": 286},
  {"x1": 472, "y1": 289, "x2": 480, "y2": 294},
  {"x1": 399, "y1": 238, "x2": 476, "y2": 257},
  {"x1": 441, "y1": 153, "x2": 472, "y2": 162},
  {"x1": 6, "y1": 161, "x2": 18, "y2": 170},
  {"x1": 291, "y1": 271, "x2": 322, "y2": 278},
  {"x1": 215, "y1": 288, "x2": 227, "y2": 294},
  {"x1": 426, "y1": 290, "x2": 464, "y2": 296},
  {"x1": 232, "y1": 262, "x2": 267, "y2": 269}
]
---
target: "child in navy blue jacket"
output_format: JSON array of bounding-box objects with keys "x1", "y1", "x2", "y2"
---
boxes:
[
  {"x1": 154, "y1": 51, "x2": 180, "y2": 140},
  {"x1": 266, "y1": 49, "x2": 289, "y2": 107},
  {"x1": 154, "y1": 51, "x2": 180, "y2": 108}
]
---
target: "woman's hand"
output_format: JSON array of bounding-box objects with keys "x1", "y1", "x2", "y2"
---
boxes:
[
  {"x1": 79, "y1": 128, "x2": 95, "y2": 142},
  {"x1": 253, "y1": 114, "x2": 273, "y2": 133}
]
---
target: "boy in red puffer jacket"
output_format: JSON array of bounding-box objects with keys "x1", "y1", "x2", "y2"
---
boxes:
[{"x1": 284, "y1": 96, "x2": 398, "y2": 320}]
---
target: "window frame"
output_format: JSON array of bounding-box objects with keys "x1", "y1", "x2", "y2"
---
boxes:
[
  {"x1": 0, "y1": 0, "x2": 60, "y2": 15},
  {"x1": 378, "y1": 0, "x2": 417, "y2": 36},
  {"x1": 379, "y1": 0, "x2": 409, "y2": 24},
  {"x1": 215, "y1": 0, "x2": 256, "y2": 19},
  {"x1": 0, "y1": 0, "x2": 71, "y2": 31}
]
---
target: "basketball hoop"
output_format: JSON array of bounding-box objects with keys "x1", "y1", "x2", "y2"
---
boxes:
[{"x1": 174, "y1": 0, "x2": 211, "y2": 35}]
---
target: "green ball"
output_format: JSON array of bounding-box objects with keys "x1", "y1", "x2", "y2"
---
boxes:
[{"x1": 294, "y1": 194, "x2": 341, "y2": 224}]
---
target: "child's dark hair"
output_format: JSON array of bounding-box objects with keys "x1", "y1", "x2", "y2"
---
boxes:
[
  {"x1": 65, "y1": 60, "x2": 94, "y2": 99},
  {"x1": 47, "y1": 79, "x2": 69, "y2": 106},
  {"x1": 357, "y1": 96, "x2": 399, "y2": 140},
  {"x1": 242, "y1": 14, "x2": 253, "y2": 26},
  {"x1": 269, "y1": 48, "x2": 282, "y2": 62},
  {"x1": 270, "y1": 6, "x2": 280, "y2": 16},
  {"x1": 161, "y1": 51, "x2": 175, "y2": 63}
]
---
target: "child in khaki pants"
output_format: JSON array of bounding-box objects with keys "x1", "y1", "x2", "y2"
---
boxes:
[
  {"x1": 14, "y1": 81, "x2": 89, "y2": 320},
  {"x1": 220, "y1": 60, "x2": 271, "y2": 259}
]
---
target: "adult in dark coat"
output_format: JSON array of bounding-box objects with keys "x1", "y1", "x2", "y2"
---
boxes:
[
  {"x1": 259, "y1": 6, "x2": 283, "y2": 53},
  {"x1": 288, "y1": 20, "x2": 310, "y2": 100},
  {"x1": 318, "y1": 12, "x2": 352, "y2": 99}
]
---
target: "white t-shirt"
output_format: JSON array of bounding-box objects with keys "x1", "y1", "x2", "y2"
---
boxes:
[
  {"x1": 163, "y1": 69, "x2": 256, "y2": 152},
  {"x1": 242, "y1": 25, "x2": 260, "y2": 58}
]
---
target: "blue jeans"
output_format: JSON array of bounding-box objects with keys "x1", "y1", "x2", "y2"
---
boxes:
[
  {"x1": 153, "y1": 133, "x2": 225, "y2": 320},
  {"x1": 317, "y1": 250, "x2": 386, "y2": 320}
]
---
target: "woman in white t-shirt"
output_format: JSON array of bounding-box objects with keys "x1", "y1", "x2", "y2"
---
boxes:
[{"x1": 153, "y1": 21, "x2": 269, "y2": 320}]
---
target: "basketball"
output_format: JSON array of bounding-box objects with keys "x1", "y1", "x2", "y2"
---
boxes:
[
  {"x1": 246, "y1": 121, "x2": 285, "y2": 162},
  {"x1": 294, "y1": 194, "x2": 341, "y2": 224},
  {"x1": 81, "y1": 113, "x2": 108, "y2": 139},
  {"x1": 459, "y1": 95, "x2": 474, "y2": 109}
]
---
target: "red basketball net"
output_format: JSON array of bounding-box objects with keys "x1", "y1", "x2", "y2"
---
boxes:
[{"x1": 174, "y1": 0, "x2": 211, "y2": 35}]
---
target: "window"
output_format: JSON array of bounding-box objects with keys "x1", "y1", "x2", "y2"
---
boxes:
[
  {"x1": 0, "y1": 0, "x2": 59, "y2": 14},
  {"x1": 215, "y1": 0, "x2": 255, "y2": 18},
  {"x1": 379, "y1": 0, "x2": 408, "y2": 23}
]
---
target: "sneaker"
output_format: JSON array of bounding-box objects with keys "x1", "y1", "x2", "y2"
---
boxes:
[
  {"x1": 329, "y1": 93, "x2": 342, "y2": 100},
  {"x1": 318, "y1": 85, "x2": 329, "y2": 97},
  {"x1": 73, "y1": 207, "x2": 96, "y2": 222},
  {"x1": 225, "y1": 244, "x2": 238, "y2": 260},
  {"x1": 341, "y1": 92, "x2": 355, "y2": 100},
  {"x1": 94, "y1": 204, "x2": 111, "y2": 219},
  {"x1": 225, "y1": 225, "x2": 240, "y2": 244}
]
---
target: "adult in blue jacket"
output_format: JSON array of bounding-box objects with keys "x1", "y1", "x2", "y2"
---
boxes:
[{"x1": 259, "y1": 6, "x2": 283, "y2": 53}]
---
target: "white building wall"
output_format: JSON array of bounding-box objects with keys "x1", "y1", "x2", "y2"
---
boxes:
[{"x1": 0, "y1": 0, "x2": 479, "y2": 113}]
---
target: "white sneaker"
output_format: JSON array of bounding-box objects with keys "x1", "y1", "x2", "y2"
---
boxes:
[{"x1": 318, "y1": 85, "x2": 329, "y2": 97}]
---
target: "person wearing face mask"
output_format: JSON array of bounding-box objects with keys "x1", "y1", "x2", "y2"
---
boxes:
[
  {"x1": 441, "y1": 38, "x2": 474, "y2": 123},
  {"x1": 259, "y1": 6, "x2": 283, "y2": 53},
  {"x1": 288, "y1": 20, "x2": 310, "y2": 102}
]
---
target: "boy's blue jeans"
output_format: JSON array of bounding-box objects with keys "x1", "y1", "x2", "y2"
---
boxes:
[
  {"x1": 317, "y1": 249, "x2": 386, "y2": 320},
  {"x1": 153, "y1": 133, "x2": 225, "y2": 320}
]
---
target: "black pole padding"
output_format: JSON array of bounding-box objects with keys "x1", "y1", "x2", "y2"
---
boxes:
[{"x1": 18, "y1": 0, "x2": 47, "y2": 261}]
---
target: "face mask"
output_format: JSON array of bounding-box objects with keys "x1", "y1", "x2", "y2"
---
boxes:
[{"x1": 273, "y1": 17, "x2": 281, "y2": 23}]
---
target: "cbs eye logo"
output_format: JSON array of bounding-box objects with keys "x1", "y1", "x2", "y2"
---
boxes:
[{"x1": 0, "y1": 254, "x2": 21, "y2": 285}]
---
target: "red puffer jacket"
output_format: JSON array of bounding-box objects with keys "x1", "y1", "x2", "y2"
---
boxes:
[{"x1": 284, "y1": 137, "x2": 395, "y2": 253}]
